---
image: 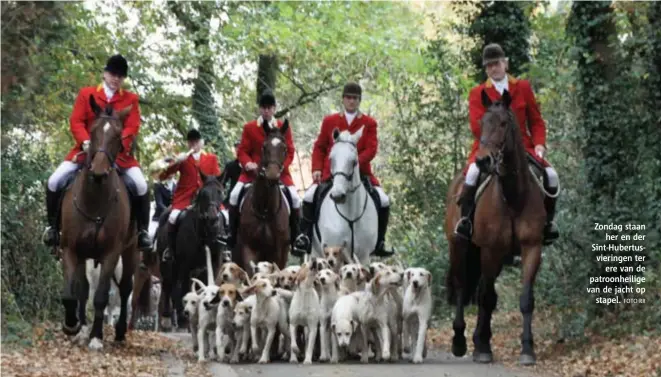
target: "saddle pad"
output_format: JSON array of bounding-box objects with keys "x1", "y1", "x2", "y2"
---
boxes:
[{"x1": 239, "y1": 184, "x2": 291, "y2": 215}]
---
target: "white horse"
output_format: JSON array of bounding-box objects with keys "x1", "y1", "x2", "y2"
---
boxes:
[{"x1": 311, "y1": 127, "x2": 378, "y2": 266}]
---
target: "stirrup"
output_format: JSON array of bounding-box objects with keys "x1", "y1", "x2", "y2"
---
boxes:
[
  {"x1": 162, "y1": 248, "x2": 173, "y2": 262},
  {"x1": 372, "y1": 244, "x2": 395, "y2": 257},
  {"x1": 293, "y1": 234, "x2": 310, "y2": 254}
]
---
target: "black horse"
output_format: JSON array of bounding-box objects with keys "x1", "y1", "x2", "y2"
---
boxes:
[{"x1": 155, "y1": 175, "x2": 225, "y2": 331}]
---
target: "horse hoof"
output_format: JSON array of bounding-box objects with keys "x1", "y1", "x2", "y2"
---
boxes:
[
  {"x1": 519, "y1": 353, "x2": 536, "y2": 366},
  {"x1": 73, "y1": 325, "x2": 90, "y2": 346},
  {"x1": 62, "y1": 322, "x2": 82, "y2": 336},
  {"x1": 88, "y1": 337, "x2": 104, "y2": 351},
  {"x1": 472, "y1": 352, "x2": 493, "y2": 363},
  {"x1": 451, "y1": 337, "x2": 467, "y2": 357}
]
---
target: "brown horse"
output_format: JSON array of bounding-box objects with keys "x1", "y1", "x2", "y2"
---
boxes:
[
  {"x1": 59, "y1": 95, "x2": 139, "y2": 350},
  {"x1": 444, "y1": 89, "x2": 546, "y2": 366},
  {"x1": 233, "y1": 119, "x2": 291, "y2": 274}
]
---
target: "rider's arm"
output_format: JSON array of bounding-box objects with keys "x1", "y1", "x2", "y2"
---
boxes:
[
  {"x1": 311, "y1": 118, "x2": 330, "y2": 173},
  {"x1": 236, "y1": 124, "x2": 253, "y2": 168},
  {"x1": 158, "y1": 159, "x2": 181, "y2": 181},
  {"x1": 468, "y1": 86, "x2": 485, "y2": 139},
  {"x1": 70, "y1": 89, "x2": 91, "y2": 145},
  {"x1": 522, "y1": 80, "x2": 546, "y2": 147},
  {"x1": 283, "y1": 123, "x2": 295, "y2": 170},
  {"x1": 358, "y1": 120, "x2": 377, "y2": 167},
  {"x1": 121, "y1": 93, "x2": 141, "y2": 153}
]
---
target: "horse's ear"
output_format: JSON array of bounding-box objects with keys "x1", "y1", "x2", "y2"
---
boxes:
[
  {"x1": 89, "y1": 95, "x2": 102, "y2": 117},
  {"x1": 481, "y1": 89, "x2": 492, "y2": 108},
  {"x1": 351, "y1": 126, "x2": 364, "y2": 143},
  {"x1": 117, "y1": 105, "x2": 133, "y2": 123},
  {"x1": 332, "y1": 127, "x2": 340, "y2": 141},
  {"x1": 262, "y1": 118, "x2": 270, "y2": 135},
  {"x1": 501, "y1": 89, "x2": 512, "y2": 109},
  {"x1": 280, "y1": 118, "x2": 289, "y2": 134}
]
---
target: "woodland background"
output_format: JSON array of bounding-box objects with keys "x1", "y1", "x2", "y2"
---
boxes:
[{"x1": 2, "y1": 0, "x2": 660, "y2": 370}]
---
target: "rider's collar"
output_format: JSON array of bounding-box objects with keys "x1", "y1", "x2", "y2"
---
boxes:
[
  {"x1": 340, "y1": 110, "x2": 362, "y2": 119},
  {"x1": 256, "y1": 116, "x2": 278, "y2": 129}
]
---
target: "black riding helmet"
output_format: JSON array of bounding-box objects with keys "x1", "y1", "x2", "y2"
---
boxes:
[
  {"x1": 104, "y1": 54, "x2": 128, "y2": 77},
  {"x1": 259, "y1": 90, "x2": 276, "y2": 108},
  {"x1": 187, "y1": 129, "x2": 202, "y2": 141}
]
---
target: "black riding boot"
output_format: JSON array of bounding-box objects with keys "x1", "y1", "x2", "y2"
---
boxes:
[
  {"x1": 543, "y1": 187, "x2": 559, "y2": 245},
  {"x1": 43, "y1": 188, "x2": 61, "y2": 248},
  {"x1": 135, "y1": 193, "x2": 153, "y2": 270},
  {"x1": 289, "y1": 208, "x2": 305, "y2": 258},
  {"x1": 294, "y1": 201, "x2": 314, "y2": 255},
  {"x1": 372, "y1": 206, "x2": 394, "y2": 257},
  {"x1": 454, "y1": 183, "x2": 477, "y2": 241}
]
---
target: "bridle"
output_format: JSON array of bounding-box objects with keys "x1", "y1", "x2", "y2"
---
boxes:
[
  {"x1": 258, "y1": 135, "x2": 287, "y2": 185},
  {"x1": 478, "y1": 106, "x2": 515, "y2": 176},
  {"x1": 330, "y1": 139, "x2": 362, "y2": 193}
]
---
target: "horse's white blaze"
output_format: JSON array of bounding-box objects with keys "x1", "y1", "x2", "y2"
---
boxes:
[
  {"x1": 271, "y1": 137, "x2": 281, "y2": 146},
  {"x1": 103, "y1": 122, "x2": 111, "y2": 133},
  {"x1": 312, "y1": 126, "x2": 377, "y2": 266}
]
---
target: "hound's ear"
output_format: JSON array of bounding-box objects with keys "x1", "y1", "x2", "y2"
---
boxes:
[
  {"x1": 350, "y1": 319, "x2": 356, "y2": 332},
  {"x1": 239, "y1": 268, "x2": 250, "y2": 287},
  {"x1": 332, "y1": 127, "x2": 340, "y2": 141},
  {"x1": 426, "y1": 271, "x2": 432, "y2": 285},
  {"x1": 331, "y1": 323, "x2": 336, "y2": 332},
  {"x1": 271, "y1": 263, "x2": 281, "y2": 273}
]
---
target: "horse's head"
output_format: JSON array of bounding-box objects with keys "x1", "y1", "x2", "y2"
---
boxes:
[
  {"x1": 329, "y1": 127, "x2": 363, "y2": 204},
  {"x1": 260, "y1": 118, "x2": 289, "y2": 182},
  {"x1": 87, "y1": 95, "x2": 131, "y2": 182},
  {"x1": 476, "y1": 89, "x2": 523, "y2": 174},
  {"x1": 194, "y1": 175, "x2": 224, "y2": 224}
]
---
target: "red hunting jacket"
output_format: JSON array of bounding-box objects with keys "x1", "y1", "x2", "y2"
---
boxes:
[
  {"x1": 237, "y1": 118, "x2": 296, "y2": 186},
  {"x1": 464, "y1": 76, "x2": 549, "y2": 175},
  {"x1": 311, "y1": 111, "x2": 380, "y2": 186},
  {"x1": 65, "y1": 84, "x2": 141, "y2": 169},
  {"x1": 159, "y1": 151, "x2": 220, "y2": 210}
]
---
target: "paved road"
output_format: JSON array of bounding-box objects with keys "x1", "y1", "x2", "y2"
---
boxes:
[{"x1": 162, "y1": 332, "x2": 549, "y2": 377}]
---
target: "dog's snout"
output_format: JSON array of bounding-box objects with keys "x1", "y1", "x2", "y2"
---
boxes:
[
  {"x1": 346, "y1": 272, "x2": 352, "y2": 278},
  {"x1": 369, "y1": 266, "x2": 375, "y2": 276},
  {"x1": 328, "y1": 260, "x2": 335, "y2": 267},
  {"x1": 413, "y1": 280, "x2": 419, "y2": 288},
  {"x1": 271, "y1": 290, "x2": 277, "y2": 296},
  {"x1": 320, "y1": 277, "x2": 326, "y2": 284},
  {"x1": 222, "y1": 300, "x2": 230, "y2": 307},
  {"x1": 183, "y1": 310, "x2": 190, "y2": 318},
  {"x1": 223, "y1": 273, "x2": 230, "y2": 281}
]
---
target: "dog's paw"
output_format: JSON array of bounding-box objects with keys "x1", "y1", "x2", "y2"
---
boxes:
[
  {"x1": 229, "y1": 356, "x2": 239, "y2": 364},
  {"x1": 412, "y1": 355, "x2": 423, "y2": 364},
  {"x1": 303, "y1": 358, "x2": 313, "y2": 365},
  {"x1": 258, "y1": 356, "x2": 269, "y2": 364},
  {"x1": 318, "y1": 354, "x2": 329, "y2": 362},
  {"x1": 330, "y1": 357, "x2": 339, "y2": 364}
]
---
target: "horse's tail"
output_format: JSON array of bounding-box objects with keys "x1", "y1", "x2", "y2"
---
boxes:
[{"x1": 446, "y1": 238, "x2": 481, "y2": 307}]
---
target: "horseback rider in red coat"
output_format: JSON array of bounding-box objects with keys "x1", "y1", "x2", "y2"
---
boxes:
[
  {"x1": 296, "y1": 82, "x2": 394, "y2": 257},
  {"x1": 220, "y1": 90, "x2": 305, "y2": 253},
  {"x1": 43, "y1": 55, "x2": 153, "y2": 265},
  {"x1": 455, "y1": 43, "x2": 560, "y2": 245},
  {"x1": 156, "y1": 129, "x2": 221, "y2": 262}
]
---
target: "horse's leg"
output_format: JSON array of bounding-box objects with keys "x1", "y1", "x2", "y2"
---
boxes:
[
  {"x1": 519, "y1": 243, "x2": 541, "y2": 365},
  {"x1": 116, "y1": 248, "x2": 136, "y2": 342},
  {"x1": 471, "y1": 270, "x2": 498, "y2": 363},
  {"x1": 159, "y1": 270, "x2": 174, "y2": 332},
  {"x1": 88, "y1": 250, "x2": 121, "y2": 350},
  {"x1": 449, "y1": 238, "x2": 467, "y2": 357},
  {"x1": 73, "y1": 262, "x2": 91, "y2": 345},
  {"x1": 61, "y1": 247, "x2": 82, "y2": 335}
]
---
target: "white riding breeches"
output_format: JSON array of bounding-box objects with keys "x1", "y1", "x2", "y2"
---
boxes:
[
  {"x1": 48, "y1": 161, "x2": 79, "y2": 192},
  {"x1": 229, "y1": 181, "x2": 301, "y2": 209},
  {"x1": 47, "y1": 162, "x2": 148, "y2": 196},
  {"x1": 229, "y1": 182, "x2": 245, "y2": 206},
  {"x1": 545, "y1": 167, "x2": 559, "y2": 188},
  {"x1": 168, "y1": 209, "x2": 181, "y2": 225},
  {"x1": 303, "y1": 182, "x2": 389, "y2": 207},
  {"x1": 303, "y1": 183, "x2": 318, "y2": 203},
  {"x1": 465, "y1": 162, "x2": 560, "y2": 188},
  {"x1": 465, "y1": 163, "x2": 480, "y2": 186},
  {"x1": 374, "y1": 186, "x2": 390, "y2": 207},
  {"x1": 285, "y1": 185, "x2": 301, "y2": 209},
  {"x1": 122, "y1": 167, "x2": 148, "y2": 196}
]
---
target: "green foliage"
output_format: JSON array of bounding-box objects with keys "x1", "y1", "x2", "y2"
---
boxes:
[
  {"x1": 1, "y1": 135, "x2": 64, "y2": 332},
  {"x1": 455, "y1": 1, "x2": 532, "y2": 82}
]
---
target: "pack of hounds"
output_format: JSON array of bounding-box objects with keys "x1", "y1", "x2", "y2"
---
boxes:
[{"x1": 181, "y1": 245, "x2": 433, "y2": 365}]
